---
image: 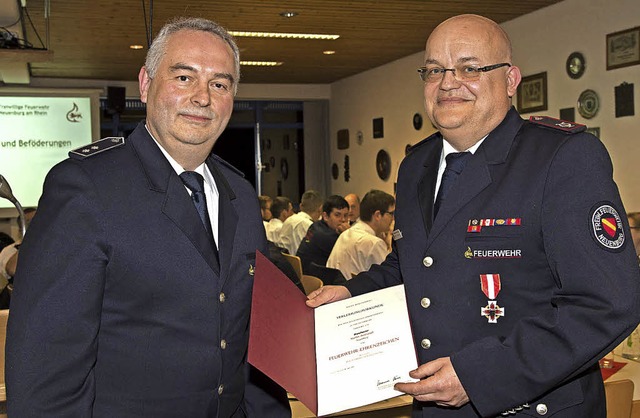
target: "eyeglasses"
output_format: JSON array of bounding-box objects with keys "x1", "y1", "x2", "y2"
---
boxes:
[
  {"x1": 382, "y1": 210, "x2": 395, "y2": 218},
  {"x1": 417, "y1": 63, "x2": 511, "y2": 83}
]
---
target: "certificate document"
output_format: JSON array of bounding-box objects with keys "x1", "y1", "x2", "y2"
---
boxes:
[
  {"x1": 315, "y1": 284, "x2": 418, "y2": 415},
  {"x1": 248, "y1": 251, "x2": 417, "y2": 416}
]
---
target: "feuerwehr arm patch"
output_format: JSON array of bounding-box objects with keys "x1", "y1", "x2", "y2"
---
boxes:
[
  {"x1": 590, "y1": 202, "x2": 626, "y2": 251},
  {"x1": 69, "y1": 136, "x2": 125, "y2": 160}
]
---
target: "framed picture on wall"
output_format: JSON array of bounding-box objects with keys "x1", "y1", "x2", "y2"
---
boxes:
[
  {"x1": 585, "y1": 127, "x2": 601, "y2": 139},
  {"x1": 517, "y1": 72, "x2": 547, "y2": 114},
  {"x1": 606, "y1": 26, "x2": 640, "y2": 70}
]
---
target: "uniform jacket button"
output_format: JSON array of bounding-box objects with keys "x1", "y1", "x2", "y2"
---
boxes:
[
  {"x1": 420, "y1": 338, "x2": 431, "y2": 349},
  {"x1": 219, "y1": 292, "x2": 226, "y2": 303},
  {"x1": 422, "y1": 256, "x2": 434, "y2": 267},
  {"x1": 420, "y1": 297, "x2": 431, "y2": 308},
  {"x1": 536, "y1": 403, "x2": 548, "y2": 415},
  {"x1": 218, "y1": 384, "x2": 224, "y2": 395},
  {"x1": 220, "y1": 339, "x2": 227, "y2": 350}
]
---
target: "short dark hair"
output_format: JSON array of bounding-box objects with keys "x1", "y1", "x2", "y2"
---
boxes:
[
  {"x1": 323, "y1": 195, "x2": 349, "y2": 215},
  {"x1": 300, "y1": 190, "x2": 323, "y2": 213},
  {"x1": 0, "y1": 232, "x2": 14, "y2": 251},
  {"x1": 271, "y1": 196, "x2": 292, "y2": 218},
  {"x1": 360, "y1": 190, "x2": 395, "y2": 221}
]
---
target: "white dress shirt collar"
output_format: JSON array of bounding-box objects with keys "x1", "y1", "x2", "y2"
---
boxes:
[
  {"x1": 146, "y1": 125, "x2": 220, "y2": 246},
  {"x1": 435, "y1": 135, "x2": 487, "y2": 200}
]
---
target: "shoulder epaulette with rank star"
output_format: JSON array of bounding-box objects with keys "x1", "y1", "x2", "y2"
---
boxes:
[
  {"x1": 69, "y1": 137, "x2": 125, "y2": 160},
  {"x1": 528, "y1": 116, "x2": 586, "y2": 134}
]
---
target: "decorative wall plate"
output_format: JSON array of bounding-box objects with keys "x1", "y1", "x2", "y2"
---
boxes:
[
  {"x1": 413, "y1": 113, "x2": 423, "y2": 130},
  {"x1": 331, "y1": 163, "x2": 339, "y2": 180},
  {"x1": 280, "y1": 158, "x2": 289, "y2": 180},
  {"x1": 356, "y1": 130, "x2": 364, "y2": 145},
  {"x1": 577, "y1": 89, "x2": 600, "y2": 119},
  {"x1": 376, "y1": 149, "x2": 391, "y2": 181},
  {"x1": 566, "y1": 52, "x2": 586, "y2": 79}
]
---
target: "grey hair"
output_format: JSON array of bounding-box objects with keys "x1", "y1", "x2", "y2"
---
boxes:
[{"x1": 144, "y1": 17, "x2": 241, "y2": 94}]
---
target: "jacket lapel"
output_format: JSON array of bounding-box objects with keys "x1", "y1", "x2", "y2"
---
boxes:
[
  {"x1": 207, "y1": 156, "x2": 238, "y2": 286},
  {"x1": 427, "y1": 152, "x2": 492, "y2": 243},
  {"x1": 417, "y1": 137, "x2": 442, "y2": 236},
  {"x1": 426, "y1": 107, "x2": 524, "y2": 244},
  {"x1": 129, "y1": 122, "x2": 221, "y2": 275},
  {"x1": 163, "y1": 175, "x2": 221, "y2": 275}
]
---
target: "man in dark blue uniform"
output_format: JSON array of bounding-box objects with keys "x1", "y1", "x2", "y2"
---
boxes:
[
  {"x1": 6, "y1": 17, "x2": 289, "y2": 417},
  {"x1": 296, "y1": 195, "x2": 349, "y2": 273},
  {"x1": 308, "y1": 14, "x2": 640, "y2": 417}
]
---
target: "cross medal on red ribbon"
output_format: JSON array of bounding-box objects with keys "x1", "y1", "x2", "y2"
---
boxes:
[{"x1": 480, "y1": 274, "x2": 504, "y2": 323}]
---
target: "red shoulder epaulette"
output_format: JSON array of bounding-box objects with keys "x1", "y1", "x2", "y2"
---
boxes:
[{"x1": 528, "y1": 116, "x2": 586, "y2": 134}]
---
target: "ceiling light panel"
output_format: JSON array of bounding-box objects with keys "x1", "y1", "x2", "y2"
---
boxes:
[{"x1": 229, "y1": 31, "x2": 339, "y2": 40}]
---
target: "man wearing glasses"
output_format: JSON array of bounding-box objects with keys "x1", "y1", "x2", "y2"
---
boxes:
[{"x1": 309, "y1": 14, "x2": 640, "y2": 417}]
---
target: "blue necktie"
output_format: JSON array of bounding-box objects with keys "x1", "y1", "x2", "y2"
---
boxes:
[
  {"x1": 180, "y1": 171, "x2": 217, "y2": 253},
  {"x1": 434, "y1": 152, "x2": 472, "y2": 217}
]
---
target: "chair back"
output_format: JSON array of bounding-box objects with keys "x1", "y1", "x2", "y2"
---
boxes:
[
  {"x1": 281, "y1": 252, "x2": 303, "y2": 281},
  {"x1": 604, "y1": 378, "x2": 634, "y2": 418},
  {"x1": 0, "y1": 309, "x2": 8, "y2": 402},
  {"x1": 301, "y1": 275, "x2": 323, "y2": 295},
  {"x1": 308, "y1": 262, "x2": 347, "y2": 286}
]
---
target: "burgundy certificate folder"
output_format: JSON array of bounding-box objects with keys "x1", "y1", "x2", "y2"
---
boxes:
[
  {"x1": 249, "y1": 251, "x2": 417, "y2": 416},
  {"x1": 248, "y1": 251, "x2": 319, "y2": 414}
]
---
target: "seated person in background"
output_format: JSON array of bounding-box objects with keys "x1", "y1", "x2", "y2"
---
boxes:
[
  {"x1": 297, "y1": 195, "x2": 349, "y2": 272},
  {"x1": 258, "y1": 195, "x2": 273, "y2": 230},
  {"x1": 262, "y1": 196, "x2": 303, "y2": 293},
  {"x1": 0, "y1": 232, "x2": 13, "y2": 250},
  {"x1": 0, "y1": 208, "x2": 36, "y2": 308},
  {"x1": 344, "y1": 193, "x2": 361, "y2": 225},
  {"x1": 0, "y1": 232, "x2": 16, "y2": 284},
  {"x1": 327, "y1": 189, "x2": 395, "y2": 279},
  {"x1": 279, "y1": 190, "x2": 323, "y2": 255},
  {"x1": 0, "y1": 232, "x2": 15, "y2": 309},
  {"x1": 628, "y1": 212, "x2": 640, "y2": 264},
  {"x1": 265, "y1": 196, "x2": 293, "y2": 244},
  {"x1": 0, "y1": 208, "x2": 37, "y2": 283}
]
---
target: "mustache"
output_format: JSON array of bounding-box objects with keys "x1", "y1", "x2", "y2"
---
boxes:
[
  {"x1": 436, "y1": 95, "x2": 472, "y2": 102},
  {"x1": 179, "y1": 110, "x2": 214, "y2": 119}
]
